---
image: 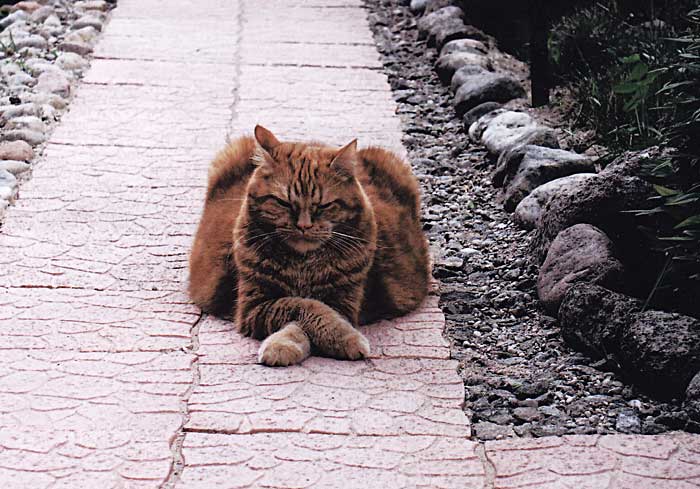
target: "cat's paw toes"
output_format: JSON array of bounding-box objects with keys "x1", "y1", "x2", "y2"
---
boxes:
[
  {"x1": 340, "y1": 330, "x2": 370, "y2": 360},
  {"x1": 257, "y1": 329, "x2": 310, "y2": 367}
]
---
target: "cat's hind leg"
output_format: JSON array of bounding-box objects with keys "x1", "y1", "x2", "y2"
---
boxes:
[{"x1": 258, "y1": 322, "x2": 311, "y2": 367}]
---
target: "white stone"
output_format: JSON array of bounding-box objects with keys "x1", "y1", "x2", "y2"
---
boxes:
[
  {"x1": 56, "y1": 52, "x2": 88, "y2": 71},
  {"x1": 514, "y1": 173, "x2": 599, "y2": 230},
  {"x1": 0, "y1": 186, "x2": 16, "y2": 202},
  {"x1": 8, "y1": 72, "x2": 35, "y2": 88},
  {"x1": 68, "y1": 26, "x2": 99, "y2": 43},
  {"x1": 14, "y1": 34, "x2": 48, "y2": 50},
  {"x1": 31, "y1": 6, "x2": 55, "y2": 23},
  {"x1": 7, "y1": 115, "x2": 46, "y2": 133},
  {"x1": 36, "y1": 70, "x2": 71, "y2": 97},
  {"x1": 0, "y1": 160, "x2": 31, "y2": 176},
  {"x1": 72, "y1": 14, "x2": 104, "y2": 31}
]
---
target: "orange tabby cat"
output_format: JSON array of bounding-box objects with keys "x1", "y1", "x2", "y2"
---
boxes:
[{"x1": 189, "y1": 126, "x2": 429, "y2": 366}]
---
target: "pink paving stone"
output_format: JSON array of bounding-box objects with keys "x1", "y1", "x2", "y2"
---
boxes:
[
  {"x1": 486, "y1": 433, "x2": 700, "y2": 489},
  {"x1": 178, "y1": 433, "x2": 484, "y2": 489}
]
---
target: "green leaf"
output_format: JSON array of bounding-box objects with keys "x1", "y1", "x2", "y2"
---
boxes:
[
  {"x1": 621, "y1": 54, "x2": 641, "y2": 64},
  {"x1": 675, "y1": 215, "x2": 700, "y2": 229},
  {"x1": 613, "y1": 82, "x2": 639, "y2": 94},
  {"x1": 629, "y1": 63, "x2": 649, "y2": 81},
  {"x1": 654, "y1": 185, "x2": 679, "y2": 196}
]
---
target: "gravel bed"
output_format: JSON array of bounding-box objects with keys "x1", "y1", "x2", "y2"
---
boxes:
[
  {"x1": 364, "y1": 0, "x2": 694, "y2": 440},
  {"x1": 0, "y1": 0, "x2": 113, "y2": 221}
]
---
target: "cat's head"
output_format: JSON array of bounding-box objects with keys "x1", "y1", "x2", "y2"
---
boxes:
[{"x1": 245, "y1": 125, "x2": 373, "y2": 254}]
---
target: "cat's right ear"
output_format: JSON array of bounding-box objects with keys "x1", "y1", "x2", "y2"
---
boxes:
[{"x1": 254, "y1": 125, "x2": 280, "y2": 154}]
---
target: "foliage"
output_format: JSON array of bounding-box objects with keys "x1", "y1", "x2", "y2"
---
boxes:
[
  {"x1": 550, "y1": 3, "x2": 700, "y2": 315},
  {"x1": 635, "y1": 9, "x2": 700, "y2": 313}
]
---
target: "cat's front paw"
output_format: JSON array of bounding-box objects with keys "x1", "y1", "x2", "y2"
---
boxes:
[
  {"x1": 339, "y1": 329, "x2": 371, "y2": 360},
  {"x1": 258, "y1": 322, "x2": 311, "y2": 367}
]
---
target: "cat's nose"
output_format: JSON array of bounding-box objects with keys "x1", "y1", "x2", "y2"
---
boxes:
[{"x1": 296, "y1": 212, "x2": 313, "y2": 231}]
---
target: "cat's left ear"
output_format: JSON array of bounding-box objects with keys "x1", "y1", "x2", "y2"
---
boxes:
[
  {"x1": 330, "y1": 139, "x2": 358, "y2": 180},
  {"x1": 254, "y1": 125, "x2": 281, "y2": 154}
]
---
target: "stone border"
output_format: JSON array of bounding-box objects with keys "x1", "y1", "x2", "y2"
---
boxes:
[
  {"x1": 408, "y1": 0, "x2": 699, "y2": 424},
  {"x1": 0, "y1": 0, "x2": 114, "y2": 221}
]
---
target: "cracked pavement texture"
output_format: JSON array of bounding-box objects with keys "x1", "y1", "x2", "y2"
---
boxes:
[{"x1": 0, "y1": 0, "x2": 698, "y2": 487}]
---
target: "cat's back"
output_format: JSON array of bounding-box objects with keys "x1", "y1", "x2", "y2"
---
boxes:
[{"x1": 356, "y1": 147, "x2": 421, "y2": 219}]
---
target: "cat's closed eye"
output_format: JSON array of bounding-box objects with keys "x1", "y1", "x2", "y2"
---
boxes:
[{"x1": 318, "y1": 201, "x2": 340, "y2": 212}]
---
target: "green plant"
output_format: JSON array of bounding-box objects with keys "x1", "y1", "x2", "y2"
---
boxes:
[{"x1": 632, "y1": 9, "x2": 700, "y2": 315}]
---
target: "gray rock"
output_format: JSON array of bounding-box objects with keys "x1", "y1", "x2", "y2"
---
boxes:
[
  {"x1": 6, "y1": 115, "x2": 47, "y2": 133},
  {"x1": 43, "y1": 14, "x2": 63, "y2": 36},
  {"x1": 0, "y1": 11, "x2": 28, "y2": 30},
  {"x1": 75, "y1": 0, "x2": 110, "y2": 11},
  {"x1": 13, "y1": 34, "x2": 48, "y2": 50},
  {"x1": 0, "y1": 185, "x2": 17, "y2": 202},
  {"x1": 59, "y1": 40, "x2": 93, "y2": 56},
  {"x1": 538, "y1": 224, "x2": 625, "y2": 314},
  {"x1": 30, "y1": 6, "x2": 55, "y2": 23},
  {"x1": 685, "y1": 372, "x2": 700, "y2": 421},
  {"x1": 416, "y1": 6, "x2": 463, "y2": 39},
  {"x1": 1, "y1": 129, "x2": 46, "y2": 146},
  {"x1": 558, "y1": 283, "x2": 642, "y2": 360},
  {"x1": 0, "y1": 141, "x2": 34, "y2": 161},
  {"x1": 410, "y1": 0, "x2": 430, "y2": 13},
  {"x1": 514, "y1": 173, "x2": 598, "y2": 230},
  {"x1": 70, "y1": 26, "x2": 100, "y2": 43},
  {"x1": 72, "y1": 14, "x2": 104, "y2": 31},
  {"x1": 450, "y1": 65, "x2": 489, "y2": 92},
  {"x1": 473, "y1": 421, "x2": 514, "y2": 440},
  {"x1": 454, "y1": 75, "x2": 525, "y2": 116},
  {"x1": 615, "y1": 410, "x2": 641, "y2": 433},
  {"x1": 8, "y1": 72, "x2": 35, "y2": 88},
  {"x1": 513, "y1": 406, "x2": 541, "y2": 422},
  {"x1": 478, "y1": 113, "x2": 558, "y2": 156},
  {"x1": 0, "y1": 169, "x2": 18, "y2": 189},
  {"x1": 531, "y1": 164, "x2": 653, "y2": 264},
  {"x1": 435, "y1": 51, "x2": 489, "y2": 84},
  {"x1": 462, "y1": 102, "x2": 501, "y2": 129},
  {"x1": 440, "y1": 38, "x2": 488, "y2": 58},
  {"x1": 0, "y1": 160, "x2": 30, "y2": 176},
  {"x1": 430, "y1": 18, "x2": 489, "y2": 49},
  {"x1": 36, "y1": 71, "x2": 71, "y2": 97},
  {"x1": 410, "y1": 0, "x2": 451, "y2": 14},
  {"x1": 56, "y1": 52, "x2": 88, "y2": 71},
  {"x1": 620, "y1": 310, "x2": 700, "y2": 399},
  {"x1": 495, "y1": 145, "x2": 594, "y2": 210},
  {"x1": 0, "y1": 103, "x2": 40, "y2": 119},
  {"x1": 468, "y1": 108, "x2": 509, "y2": 141}
]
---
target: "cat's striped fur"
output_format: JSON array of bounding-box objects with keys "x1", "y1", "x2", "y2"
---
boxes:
[{"x1": 189, "y1": 126, "x2": 429, "y2": 366}]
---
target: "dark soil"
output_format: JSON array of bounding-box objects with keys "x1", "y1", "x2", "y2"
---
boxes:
[{"x1": 364, "y1": 0, "x2": 695, "y2": 440}]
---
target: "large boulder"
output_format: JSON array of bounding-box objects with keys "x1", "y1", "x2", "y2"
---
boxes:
[
  {"x1": 514, "y1": 173, "x2": 598, "y2": 230},
  {"x1": 559, "y1": 283, "x2": 642, "y2": 360},
  {"x1": 538, "y1": 224, "x2": 625, "y2": 314},
  {"x1": 454, "y1": 76, "x2": 525, "y2": 116},
  {"x1": 531, "y1": 161, "x2": 654, "y2": 266},
  {"x1": 450, "y1": 65, "x2": 488, "y2": 92},
  {"x1": 429, "y1": 18, "x2": 489, "y2": 49},
  {"x1": 435, "y1": 51, "x2": 490, "y2": 84},
  {"x1": 416, "y1": 6, "x2": 463, "y2": 39},
  {"x1": 495, "y1": 146, "x2": 595, "y2": 211},
  {"x1": 619, "y1": 311, "x2": 700, "y2": 399},
  {"x1": 462, "y1": 102, "x2": 502, "y2": 129},
  {"x1": 440, "y1": 38, "x2": 488, "y2": 58},
  {"x1": 480, "y1": 120, "x2": 558, "y2": 158},
  {"x1": 410, "y1": 0, "x2": 452, "y2": 14},
  {"x1": 468, "y1": 108, "x2": 508, "y2": 141}
]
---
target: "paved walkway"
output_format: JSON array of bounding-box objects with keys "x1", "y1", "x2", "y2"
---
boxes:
[{"x1": 0, "y1": 1, "x2": 697, "y2": 488}]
